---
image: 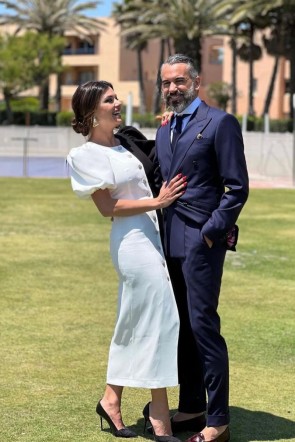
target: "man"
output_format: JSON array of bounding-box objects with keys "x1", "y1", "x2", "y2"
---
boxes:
[{"x1": 155, "y1": 54, "x2": 249, "y2": 442}]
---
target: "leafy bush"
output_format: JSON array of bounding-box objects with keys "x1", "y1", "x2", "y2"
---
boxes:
[
  {"x1": 56, "y1": 111, "x2": 74, "y2": 126},
  {"x1": 0, "y1": 97, "x2": 40, "y2": 112},
  {"x1": 131, "y1": 112, "x2": 159, "y2": 128},
  {"x1": 55, "y1": 111, "x2": 160, "y2": 128},
  {"x1": 270, "y1": 118, "x2": 293, "y2": 133},
  {"x1": 0, "y1": 110, "x2": 56, "y2": 125},
  {"x1": 235, "y1": 115, "x2": 292, "y2": 132},
  {"x1": 207, "y1": 81, "x2": 231, "y2": 111}
]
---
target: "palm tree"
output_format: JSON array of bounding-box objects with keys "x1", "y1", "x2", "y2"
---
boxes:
[
  {"x1": 218, "y1": 0, "x2": 265, "y2": 116},
  {"x1": 216, "y1": 0, "x2": 289, "y2": 118},
  {"x1": 113, "y1": 0, "x2": 172, "y2": 114},
  {"x1": 261, "y1": 14, "x2": 284, "y2": 116},
  {"x1": 220, "y1": 0, "x2": 295, "y2": 120},
  {"x1": 112, "y1": 0, "x2": 231, "y2": 115},
  {"x1": 280, "y1": 2, "x2": 295, "y2": 119},
  {"x1": 0, "y1": 0, "x2": 106, "y2": 110},
  {"x1": 112, "y1": 0, "x2": 149, "y2": 114},
  {"x1": 115, "y1": 0, "x2": 229, "y2": 74}
]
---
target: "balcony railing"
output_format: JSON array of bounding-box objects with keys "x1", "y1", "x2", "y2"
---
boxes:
[{"x1": 63, "y1": 48, "x2": 95, "y2": 55}]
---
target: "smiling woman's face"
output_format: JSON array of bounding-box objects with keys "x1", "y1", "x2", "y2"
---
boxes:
[{"x1": 94, "y1": 87, "x2": 122, "y2": 128}]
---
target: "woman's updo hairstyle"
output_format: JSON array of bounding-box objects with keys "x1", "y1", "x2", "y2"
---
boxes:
[{"x1": 71, "y1": 80, "x2": 113, "y2": 137}]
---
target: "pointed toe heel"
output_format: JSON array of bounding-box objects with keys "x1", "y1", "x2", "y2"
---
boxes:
[
  {"x1": 96, "y1": 400, "x2": 137, "y2": 438},
  {"x1": 142, "y1": 402, "x2": 181, "y2": 442}
]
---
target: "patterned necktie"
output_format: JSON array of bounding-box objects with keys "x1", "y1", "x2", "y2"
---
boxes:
[{"x1": 171, "y1": 114, "x2": 186, "y2": 151}]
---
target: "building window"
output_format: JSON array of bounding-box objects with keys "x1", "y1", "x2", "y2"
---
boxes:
[
  {"x1": 63, "y1": 71, "x2": 74, "y2": 85},
  {"x1": 285, "y1": 79, "x2": 290, "y2": 94},
  {"x1": 77, "y1": 40, "x2": 95, "y2": 55},
  {"x1": 63, "y1": 38, "x2": 96, "y2": 55},
  {"x1": 209, "y1": 45, "x2": 223, "y2": 65},
  {"x1": 63, "y1": 43, "x2": 72, "y2": 55},
  {"x1": 78, "y1": 70, "x2": 95, "y2": 84}
]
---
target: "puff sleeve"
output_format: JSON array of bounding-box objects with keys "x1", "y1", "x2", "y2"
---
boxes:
[{"x1": 67, "y1": 144, "x2": 116, "y2": 199}]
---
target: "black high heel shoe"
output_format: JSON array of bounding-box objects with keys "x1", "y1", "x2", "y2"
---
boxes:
[
  {"x1": 142, "y1": 402, "x2": 181, "y2": 442},
  {"x1": 96, "y1": 401, "x2": 137, "y2": 438}
]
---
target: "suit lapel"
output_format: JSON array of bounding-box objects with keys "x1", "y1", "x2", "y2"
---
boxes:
[{"x1": 167, "y1": 102, "x2": 210, "y2": 180}]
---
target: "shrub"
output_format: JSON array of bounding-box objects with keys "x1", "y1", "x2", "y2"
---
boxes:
[
  {"x1": 0, "y1": 97, "x2": 39, "y2": 112},
  {"x1": 56, "y1": 111, "x2": 74, "y2": 126},
  {"x1": 131, "y1": 112, "x2": 159, "y2": 128}
]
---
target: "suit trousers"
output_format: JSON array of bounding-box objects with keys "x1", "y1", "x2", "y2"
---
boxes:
[{"x1": 166, "y1": 226, "x2": 230, "y2": 427}]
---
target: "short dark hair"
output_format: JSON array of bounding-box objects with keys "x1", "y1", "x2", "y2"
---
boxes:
[
  {"x1": 161, "y1": 54, "x2": 199, "y2": 79},
  {"x1": 71, "y1": 80, "x2": 113, "y2": 137}
]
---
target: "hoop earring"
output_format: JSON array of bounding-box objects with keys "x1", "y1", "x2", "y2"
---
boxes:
[{"x1": 93, "y1": 117, "x2": 99, "y2": 127}]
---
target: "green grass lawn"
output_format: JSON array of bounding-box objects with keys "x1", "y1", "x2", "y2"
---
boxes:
[{"x1": 0, "y1": 178, "x2": 294, "y2": 442}]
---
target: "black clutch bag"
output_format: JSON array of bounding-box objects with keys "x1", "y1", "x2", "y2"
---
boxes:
[{"x1": 223, "y1": 225, "x2": 239, "y2": 251}]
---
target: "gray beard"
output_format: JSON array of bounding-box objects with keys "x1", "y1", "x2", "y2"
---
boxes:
[{"x1": 163, "y1": 83, "x2": 196, "y2": 113}]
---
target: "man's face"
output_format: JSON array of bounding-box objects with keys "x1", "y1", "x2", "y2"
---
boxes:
[{"x1": 161, "y1": 63, "x2": 200, "y2": 113}]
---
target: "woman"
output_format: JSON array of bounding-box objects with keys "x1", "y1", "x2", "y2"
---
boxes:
[{"x1": 66, "y1": 81, "x2": 186, "y2": 441}]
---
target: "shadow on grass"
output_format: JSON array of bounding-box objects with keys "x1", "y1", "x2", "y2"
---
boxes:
[
  {"x1": 137, "y1": 407, "x2": 295, "y2": 442},
  {"x1": 230, "y1": 406, "x2": 295, "y2": 441}
]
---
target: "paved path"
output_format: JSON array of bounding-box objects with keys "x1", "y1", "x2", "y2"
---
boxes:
[
  {"x1": 0, "y1": 127, "x2": 294, "y2": 188},
  {"x1": 0, "y1": 156, "x2": 293, "y2": 188},
  {"x1": 0, "y1": 157, "x2": 69, "y2": 178}
]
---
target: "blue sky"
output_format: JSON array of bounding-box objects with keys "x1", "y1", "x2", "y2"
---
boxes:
[
  {"x1": 0, "y1": 1, "x2": 120, "y2": 17},
  {"x1": 81, "y1": 0, "x2": 118, "y2": 17}
]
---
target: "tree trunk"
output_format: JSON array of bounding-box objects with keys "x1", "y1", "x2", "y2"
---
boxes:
[
  {"x1": 3, "y1": 88, "x2": 13, "y2": 124},
  {"x1": 153, "y1": 39, "x2": 165, "y2": 115},
  {"x1": 39, "y1": 78, "x2": 49, "y2": 111},
  {"x1": 56, "y1": 72, "x2": 62, "y2": 112},
  {"x1": 262, "y1": 55, "x2": 279, "y2": 116},
  {"x1": 231, "y1": 35, "x2": 237, "y2": 115},
  {"x1": 167, "y1": 38, "x2": 172, "y2": 56},
  {"x1": 55, "y1": 48, "x2": 63, "y2": 112},
  {"x1": 174, "y1": 37, "x2": 202, "y2": 73},
  {"x1": 137, "y1": 47, "x2": 146, "y2": 115},
  {"x1": 248, "y1": 22, "x2": 255, "y2": 116},
  {"x1": 289, "y1": 37, "x2": 295, "y2": 119}
]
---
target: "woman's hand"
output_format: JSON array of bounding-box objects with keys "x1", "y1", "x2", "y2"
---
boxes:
[
  {"x1": 155, "y1": 111, "x2": 173, "y2": 126},
  {"x1": 91, "y1": 173, "x2": 186, "y2": 217},
  {"x1": 156, "y1": 174, "x2": 187, "y2": 209}
]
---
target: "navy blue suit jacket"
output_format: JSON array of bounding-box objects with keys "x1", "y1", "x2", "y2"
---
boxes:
[{"x1": 155, "y1": 101, "x2": 249, "y2": 257}]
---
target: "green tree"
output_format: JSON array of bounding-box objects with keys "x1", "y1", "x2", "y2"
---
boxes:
[
  {"x1": 209, "y1": 1, "x2": 243, "y2": 115},
  {"x1": 113, "y1": 0, "x2": 231, "y2": 114},
  {"x1": 112, "y1": 0, "x2": 149, "y2": 114},
  {"x1": 279, "y1": 1, "x2": 295, "y2": 118},
  {"x1": 226, "y1": 1, "x2": 262, "y2": 116},
  {"x1": 207, "y1": 81, "x2": 231, "y2": 111},
  {"x1": 0, "y1": 0, "x2": 106, "y2": 110},
  {"x1": 0, "y1": 32, "x2": 64, "y2": 122},
  {"x1": 215, "y1": 0, "x2": 280, "y2": 117},
  {"x1": 114, "y1": 0, "x2": 229, "y2": 74},
  {"x1": 226, "y1": 0, "x2": 295, "y2": 118}
]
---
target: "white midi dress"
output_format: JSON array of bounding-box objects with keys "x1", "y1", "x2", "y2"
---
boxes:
[{"x1": 67, "y1": 141, "x2": 179, "y2": 388}]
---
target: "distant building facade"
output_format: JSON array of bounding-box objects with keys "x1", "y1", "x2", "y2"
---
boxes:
[{"x1": 0, "y1": 18, "x2": 290, "y2": 118}]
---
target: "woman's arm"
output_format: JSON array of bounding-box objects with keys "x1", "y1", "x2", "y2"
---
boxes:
[{"x1": 91, "y1": 174, "x2": 186, "y2": 217}]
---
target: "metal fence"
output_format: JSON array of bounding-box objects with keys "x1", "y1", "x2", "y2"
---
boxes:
[{"x1": 0, "y1": 126, "x2": 293, "y2": 187}]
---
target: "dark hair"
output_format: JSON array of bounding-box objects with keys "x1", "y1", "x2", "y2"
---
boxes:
[
  {"x1": 161, "y1": 54, "x2": 199, "y2": 79},
  {"x1": 71, "y1": 80, "x2": 113, "y2": 136}
]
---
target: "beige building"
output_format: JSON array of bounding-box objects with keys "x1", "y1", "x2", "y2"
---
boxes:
[
  {"x1": 222, "y1": 33, "x2": 290, "y2": 118},
  {"x1": 0, "y1": 18, "x2": 290, "y2": 119}
]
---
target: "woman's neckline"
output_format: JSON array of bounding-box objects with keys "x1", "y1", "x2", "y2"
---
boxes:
[
  {"x1": 87, "y1": 139, "x2": 122, "y2": 149},
  {"x1": 88, "y1": 138, "x2": 121, "y2": 149}
]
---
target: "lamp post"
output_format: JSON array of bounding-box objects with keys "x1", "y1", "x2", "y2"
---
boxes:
[{"x1": 126, "y1": 92, "x2": 133, "y2": 126}]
